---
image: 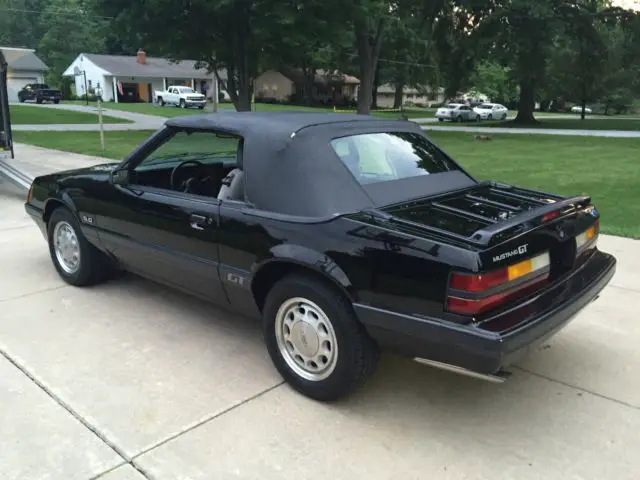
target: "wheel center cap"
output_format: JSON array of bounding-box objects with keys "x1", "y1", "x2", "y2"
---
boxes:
[{"x1": 291, "y1": 322, "x2": 319, "y2": 357}]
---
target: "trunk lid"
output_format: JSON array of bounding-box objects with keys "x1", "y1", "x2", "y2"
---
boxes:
[{"x1": 378, "y1": 181, "x2": 598, "y2": 277}]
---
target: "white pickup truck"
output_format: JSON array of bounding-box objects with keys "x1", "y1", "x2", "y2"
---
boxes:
[{"x1": 154, "y1": 86, "x2": 207, "y2": 109}]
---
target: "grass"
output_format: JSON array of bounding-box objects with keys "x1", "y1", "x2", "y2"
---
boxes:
[
  {"x1": 438, "y1": 116, "x2": 640, "y2": 131},
  {"x1": 12, "y1": 130, "x2": 640, "y2": 238},
  {"x1": 65, "y1": 100, "x2": 435, "y2": 119},
  {"x1": 10, "y1": 105, "x2": 130, "y2": 125},
  {"x1": 13, "y1": 131, "x2": 150, "y2": 160}
]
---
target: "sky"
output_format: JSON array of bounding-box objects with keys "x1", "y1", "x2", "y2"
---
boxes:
[{"x1": 613, "y1": 0, "x2": 639, "y2": 9}]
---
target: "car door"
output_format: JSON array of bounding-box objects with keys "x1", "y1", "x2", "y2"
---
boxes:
[
  {"x1": 97, "y1": 127, "x2": 241, "y2": 303},
  {"x1": 166, "y1": 87, "x2": 177, "y2": 105}
]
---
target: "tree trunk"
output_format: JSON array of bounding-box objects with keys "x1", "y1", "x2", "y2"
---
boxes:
[
  {"x1": 514, "y1": 79, "x2": 538, "y2": 124},
  {"x1": 580, "y1": 81, "x2": 587, "y2": 121},
  {"x1": 301, "y1": 63, "x2": 315, "y2": 106},
  {"x1": 355, "y1": 18, "x2": 384, "y2": 115},
  {"x1": 393, "y1": 83, "x2": 404, "y2": 109},
  {"x1": 371, "y1": 64, "x2": 380, "y2": 110}
]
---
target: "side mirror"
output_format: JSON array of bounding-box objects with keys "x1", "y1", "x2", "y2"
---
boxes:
[{"x1": 111, "y1": 168, "x2": 130, "y2": 185}]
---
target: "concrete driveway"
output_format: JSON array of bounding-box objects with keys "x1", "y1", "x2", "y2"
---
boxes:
[{"x1": 1, "y1": 184, "x2": 639, "y2": 480}]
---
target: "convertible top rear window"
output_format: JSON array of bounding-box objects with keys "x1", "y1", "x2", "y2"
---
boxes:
[{"x1": 330, "y1": 132, "x2": 461, "y2": 186}]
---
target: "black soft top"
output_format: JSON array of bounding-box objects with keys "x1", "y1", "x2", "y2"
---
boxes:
[{"x1": 165, "y1": 112, "x2": 475, "y2": 217}]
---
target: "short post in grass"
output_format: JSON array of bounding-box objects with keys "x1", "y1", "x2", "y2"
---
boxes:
[{"x1": 95, "y1": 86, "x2": 105, "y2": 152}]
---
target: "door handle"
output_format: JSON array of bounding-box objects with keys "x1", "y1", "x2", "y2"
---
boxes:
[{"x1": 189, "y1": 214, "x2": 209, "y2": 231}]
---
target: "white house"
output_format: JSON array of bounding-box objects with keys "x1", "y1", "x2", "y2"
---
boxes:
[
  {"x1": 0, "y1": 46, "x2": 49, "y2": 102},
  {"x1": 63, "y1": 50, "x2": 225, "y2": 103}
]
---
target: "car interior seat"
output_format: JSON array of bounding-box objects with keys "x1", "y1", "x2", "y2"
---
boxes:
[{"x1": 217, "y1": 141, "x2": 245, "y2": 201}]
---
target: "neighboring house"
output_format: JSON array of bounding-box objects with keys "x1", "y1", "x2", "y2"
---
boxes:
[
  {"x1": 255, "y1": 68, "x2": 360, "y2": 105},
  {"x1": 63, "y1": 50, "x2": 226, "y2": 103},
  {"x1": 376, "y1": 84, "x2": 445, "y2": 108},
  {"x1": 0, "y1": 47, "x2": 49, "y2": 102}
]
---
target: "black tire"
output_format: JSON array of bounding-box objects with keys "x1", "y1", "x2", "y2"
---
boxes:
[
  {"x1": 476, "y1": 115, "x2": 481, "y2": 122},
  {"x1": 47, "y1": 207, "x2": 115, "y2": 286},
  {"x1": 54, "y1": 100, "x2": 60, "y2": 104},
  {"x1": 18, "y1": 95, "x2": 25, "y2": 103},
  {"x1": 502, "y1": 114, "x2": 507, "y2": 120},
  {"x1": 457, "y1": 115, "x2": 463, "y2": 122},
  {"x1": 158, "y1": 97, "x2": 165, "y2": 106},
  {"x1": 36, "y1": 97, "x2": 43, "y2": 104},
  {"x1": 438, "y1": 118, "x2": 444, "y2": 122},
  {"x1": 198, "y1": 105, "x2": 205, "y2": 110},
  {"x1": 263, "y1": 273, "x2": 379, "y2": 402},
  {"x1": 488, "y1": 114, "x2": 493, "y2": 121},
  {"x1": 179, "y1": 99, "x2": 186, "y2": 109}
]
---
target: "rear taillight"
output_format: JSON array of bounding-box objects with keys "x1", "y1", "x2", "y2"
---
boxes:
[
  {"x1": 447, "y1": 252, "x2": 550, "y2": 316},
  {"x1": 576, "y1": 220, "x2": 599, "y2": 251}
]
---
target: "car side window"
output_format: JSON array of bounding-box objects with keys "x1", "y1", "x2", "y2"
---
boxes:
[{"x1": 131, "y1": 129, "x2": 242, "y2": 198}]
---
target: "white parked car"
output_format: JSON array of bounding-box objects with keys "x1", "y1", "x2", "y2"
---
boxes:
[
  {"x1": 154, "y1": 86, "x2": 207, "y2": 109},
  {"x1": 435, "y1": 103, "x2": 478, "y2": 122},
  {"x1": 473, "y1": 103, "x2": 508, "y2": 121},
  {"x1": 571, "y1": 106, "x2": 592, "y2": 114}
]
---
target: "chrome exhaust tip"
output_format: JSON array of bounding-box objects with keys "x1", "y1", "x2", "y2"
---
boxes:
[{"x1": 413, "y1": 357, "x2": 509, "y2": 383}]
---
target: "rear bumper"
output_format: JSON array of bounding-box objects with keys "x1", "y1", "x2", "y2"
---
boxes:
[{"x1": 355, "y1": 249, "x2": 616, "y2": 375}]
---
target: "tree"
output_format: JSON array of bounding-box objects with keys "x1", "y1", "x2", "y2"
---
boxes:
[
  {"x1": 0, "y1": 0, "x2": 47, "y2": 48},
  {"x1": 470, "y1": 60, "x2": 518, "y2": 104},
  {"x1": 95, "y1": 0, "x2": 300, "y2": 111},
  {"x1": 38, "y1": 0, "x2": 107, "y2": 90}
]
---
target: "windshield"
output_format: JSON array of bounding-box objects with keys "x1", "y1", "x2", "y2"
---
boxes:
[
  {"x1": 177, "y1": 87, "x2": 196, "y2": 94},
  {"x1": 330, "y1": 132, "x2": 461, "y2": 186}
]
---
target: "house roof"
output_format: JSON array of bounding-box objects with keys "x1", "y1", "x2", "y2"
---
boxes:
[
  {"x1": 0, "y1": 47, "x2": 48, "y2": 71},
  {"x1": 279, "y1": 67, "x2": 360, "y2": 86},
  {"x1": 69, "y1": 53, "x2": 225, "y2": 80}
]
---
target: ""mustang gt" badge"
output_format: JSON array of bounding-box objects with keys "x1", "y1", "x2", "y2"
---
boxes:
[{"x1": 493, "y1": 244, "x2": 528, "y2": 262}]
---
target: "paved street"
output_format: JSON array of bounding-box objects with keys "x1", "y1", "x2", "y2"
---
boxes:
[
  {"x1": 1, "y1": 144, "x2": 639, "y2": 480},
  {"x1": 421, "y1": 124, "x2": 640, "y2": 137},
  {"x1": 10, "y1": 103, "x2": 640, "y2": 137}
]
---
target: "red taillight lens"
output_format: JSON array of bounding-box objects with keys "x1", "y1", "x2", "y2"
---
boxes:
[
  {"x1": 542, "y1": 210, "x2": 560, "y2": 222},
  {"x1": 447, "y1": 252, "x2": 551, "y2": 316},
  {"x1": 449, "y1": 269, "x2": 508, "y2": 292}
]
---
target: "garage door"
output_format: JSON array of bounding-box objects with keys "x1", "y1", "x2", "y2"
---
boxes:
[{"x1": 7, "y1": 77, "x2": 37, "y2": 102}]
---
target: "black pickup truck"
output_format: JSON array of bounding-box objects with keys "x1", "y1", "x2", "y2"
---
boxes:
[
  {"x1": 23, "y1": 112, "x2": 616, "y2": 401},
  {"x1": 17, "y1": 83, "x2": 62, "y2": 104}
]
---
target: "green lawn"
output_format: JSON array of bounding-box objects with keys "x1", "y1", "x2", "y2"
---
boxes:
[
  {"x1": 441, "y1": 116, "x2": 640, "y2": 131},
  {"x1": 10, "y1": 105, "x2": 130, "y2": 125},
  {"x1": 66, "y1": 100, "x2": 434, "y2": 119},
  {"x1": 13, "y1": 130, "x2": 640, "y2": 238}
]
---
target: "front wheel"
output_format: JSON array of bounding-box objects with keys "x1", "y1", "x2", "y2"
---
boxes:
[
  {"x1": 488, "y1": 114, "x2": 493, "y2": 121},
  {"x1": 476, "y1": 115, "x2": 481, "y2": 122},
  {"x1": 502, "y1": 113, "x2": 507, "y2": 120},
  {"x1": 263, "y1": 274, "x2": 379, "y2": 401},
  {"x1": 457, "y1": 115, "x2": 463, "y2": 122},
  {"x1": 47, "y1": 207, "x2": 115, "y2": 286},
  {"x1": 179, "y1": 99, "x2": 186, "y2": 109}
]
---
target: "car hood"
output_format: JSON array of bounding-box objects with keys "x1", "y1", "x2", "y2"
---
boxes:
[{"x1": 36, "y1": 162, "x2": 120, "y2": 185}]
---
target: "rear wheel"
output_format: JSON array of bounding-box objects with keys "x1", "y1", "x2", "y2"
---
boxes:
[
  {"x1": 158, "y1": 97, "x2": 165, "y2": 106},
  {"x1": 263, "y1": 273, "x2": 379, "y2": 401},
  {"x1": 438, "y1": 118, "x2": 444, "y2": 122},
  {"x1": 476, "y1": 115, "x2": 481, "y2": 122},
  {"x1": 36, "y1": 97, "x2": 43, "y2": 104},
  {"x1": 47, "y1": 207, "x2": 115, "y2": 286}
]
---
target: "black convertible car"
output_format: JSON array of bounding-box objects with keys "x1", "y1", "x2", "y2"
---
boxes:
[{"x1": 25, "y1": 112, "x2": 616, "y2": 401}]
